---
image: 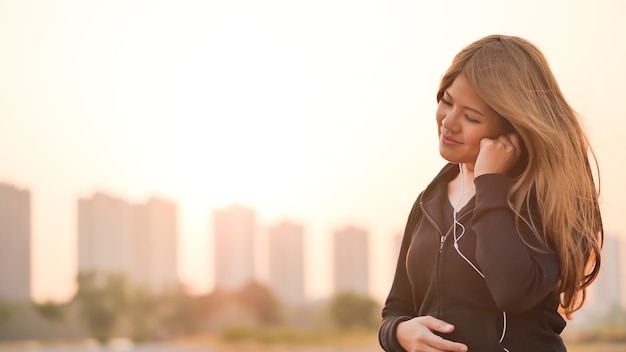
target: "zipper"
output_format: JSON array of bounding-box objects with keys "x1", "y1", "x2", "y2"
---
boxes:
[
  {"x1": 420, "y1": 198, "x2": 474, "y2": 321},
  {"x1": 420, "y1": 200, "x2": 444, "y2": 248},
  {"x1": 420, "y1": 200, "x2": 473, "y2": 252}
]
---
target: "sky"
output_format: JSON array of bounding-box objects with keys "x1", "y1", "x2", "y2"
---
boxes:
[{"x1": 1, "y1": 0, "x2": 625, "y2": 304}]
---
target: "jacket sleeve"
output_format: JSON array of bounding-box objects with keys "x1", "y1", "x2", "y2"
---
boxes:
[
  {"x1": 472, "y1": 173, "x2": 560, "y2": 313},
  {"x1": 379, "y1": 197, "x2": 422, "y2": 352}
]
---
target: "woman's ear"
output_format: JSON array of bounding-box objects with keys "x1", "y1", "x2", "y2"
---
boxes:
[
  {"x1": 501, "y1": 118, "x2": 515, "y2": 134},
  {"x1": 508, "y1": 128, "x2": 528, "y2": 178}
]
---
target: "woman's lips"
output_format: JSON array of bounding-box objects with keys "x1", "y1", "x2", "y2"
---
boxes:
[{"x1": 441, "y1": 134, "x2": 462, "y2": 145}]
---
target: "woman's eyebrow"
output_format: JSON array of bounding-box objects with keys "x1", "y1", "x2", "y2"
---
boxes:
[{"x1": 445, "y1": 90, "x2": 485, "y2": 116}]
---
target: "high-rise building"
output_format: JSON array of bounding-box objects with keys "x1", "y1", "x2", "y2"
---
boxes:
[
  {"x1": 135, "y1": 197, "x2": 179, "y2": 293},
  {"x1": 268, "y1": 221, "x2": 305, "y2": 305},
  {"x1": 0, "y1": 183, "x2": 31, "y2": 301},
  {"x1": 213, "y1": 205, "x2": 255, "y2": 291},
  {"x1": 573, "y1": 234, "x2": 624, "y2": 327},
  {"x1": 589, "y1": 234, "x2": 623, "y2": 310},
  {"x1": 78, "y1": 192, "x2": 136, "y2": 281},
  {"x1": 78, "y1": 192, "x2": 179, "y2": 293},
  {"x1": 333, "y1": 225, "x2": 369, "y2": 296}
]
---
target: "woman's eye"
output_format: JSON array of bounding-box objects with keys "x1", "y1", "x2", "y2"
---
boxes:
[
  {"x1": 465, "y1": 115, "x2": 479, "y2": 123},
  {"x1": 440, "y1": 97, "x2": 452, "y2": 106}
]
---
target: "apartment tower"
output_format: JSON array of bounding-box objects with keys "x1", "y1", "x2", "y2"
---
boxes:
[
  {"x1": 0, "y1": 183, "x2": 31, "y2": 301},
  {"x1": 135, "y1": 197, "x2": 179, "y2": 292},
  {"x1": 78, "y1": 192, "x2": 178, "y2": 293},
  {"x1": 213, "y1": 205, "x2": 255, "y2": 291},
  {"x1": 333, "y1": 225, "x2": 369, "y2": 296},
  {"x1": 268, "y1": 220, "x2": 305, "y2": 304}
]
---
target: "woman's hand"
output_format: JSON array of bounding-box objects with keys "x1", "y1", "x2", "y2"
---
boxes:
[
  {"x1": 396, "y1": 316, "x2": 468, "y2": 352},
  {"x1": 474, "y1": 133, "x2": 522, "y2": 177}
]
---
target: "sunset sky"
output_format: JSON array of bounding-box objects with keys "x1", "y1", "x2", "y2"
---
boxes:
[{"x1": 1, "y1": 0, "x2": 625, "y2": 304}]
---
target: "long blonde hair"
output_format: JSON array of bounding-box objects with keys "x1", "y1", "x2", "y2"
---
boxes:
[{"x1": 437, "y1": 35, "x2": 603, "y2": 318}]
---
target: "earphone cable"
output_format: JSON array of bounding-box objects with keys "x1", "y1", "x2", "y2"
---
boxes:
[{"x1": 453, "y1": 164, "x2": 507, "y2": 345}]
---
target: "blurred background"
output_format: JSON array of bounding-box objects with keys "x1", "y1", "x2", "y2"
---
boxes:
[{"x1": 1, "y1": 0, "x2": 625, "y2": 351}]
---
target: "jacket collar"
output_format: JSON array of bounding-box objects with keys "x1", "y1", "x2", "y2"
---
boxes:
[{"x1": 420, "y1": 163, "x2": 460, "y2": 204}]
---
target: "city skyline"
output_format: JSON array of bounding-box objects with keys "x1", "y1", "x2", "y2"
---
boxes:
[
  {"x1": 1, "y1": 180, "x2": 625, "y2": 321},
  {"x1": 0, "y1": 184, "x2": 387, "y2": 302}
]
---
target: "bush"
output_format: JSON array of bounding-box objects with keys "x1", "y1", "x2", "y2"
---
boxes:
[
  {"x1": 32, "y1": 300, "x2": 66, "y2": 321},
  {"x1": 328, "y1": 292, "x2": 380, "y2": 330},
  {"x1": 0, "y1": 301, "x2": 11, "y2": 324}
]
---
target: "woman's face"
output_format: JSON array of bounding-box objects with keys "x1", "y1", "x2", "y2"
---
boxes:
[{"x1": 436, "y1": 74, "x2": 505, "y2": 166}]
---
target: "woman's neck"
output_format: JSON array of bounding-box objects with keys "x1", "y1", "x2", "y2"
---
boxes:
[
  {"x1": 448, "y1": 163, "x2": 476, "y2": 211},
  {"x1": 459, "y1": 163, "x2": 475, "y2": 183}
]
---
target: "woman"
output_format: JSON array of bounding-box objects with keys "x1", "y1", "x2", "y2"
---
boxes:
[{"x1": 378, "y1": 35, "x2": 603, "y2": 352}]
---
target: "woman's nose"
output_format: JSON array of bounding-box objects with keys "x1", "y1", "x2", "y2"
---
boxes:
[
  {"x1": 441, "y1": 115, "x2": 456, "y2": 132},
  {"x1": 441, "y1": 106, "x2": 463, "y2": 131}
]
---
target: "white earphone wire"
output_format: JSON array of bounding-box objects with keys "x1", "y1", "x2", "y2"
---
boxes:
[
  {"x1": 452, "y1": 164, "x2": 483, "y2": 277},
  {"x1": 453, "y1": 164, "x2": 507, "y2": 345}
]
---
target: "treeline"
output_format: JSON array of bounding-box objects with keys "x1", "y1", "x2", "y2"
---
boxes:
[{"x1": 0, "y1": 272, "x2": 381, "y2": 345}]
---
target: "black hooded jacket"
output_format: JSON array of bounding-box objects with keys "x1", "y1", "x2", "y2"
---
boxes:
[{"x1": 379, "y1": 163, "x2": 566, "y2": 351}]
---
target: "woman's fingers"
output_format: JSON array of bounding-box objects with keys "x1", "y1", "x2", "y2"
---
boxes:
[{"x1": 397, "y1": 316, "x2": 468, "y2": 352}]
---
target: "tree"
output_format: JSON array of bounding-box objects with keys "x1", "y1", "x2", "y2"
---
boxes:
[
  {"x1": 126, "y1": 288, "x2": 160, "y2": 342},
  {"x1": 328, "y1": 292, "x2": 380, "y2": 329},
  {"x1": 159, "y1": 290, "x2": 212, "y2": 337},
  {"x1": 0, "y1": 300, "x2": 11, "y2": 324},
  {"x1": 32, "y1": 300, "x2": 66, "y2": 321},
  {"x1": 236, "y1": 281, "x2": 283, "y2": 326},
  {"x1": 74, "y1": 272, "x2": 130, "y2": 345}
]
